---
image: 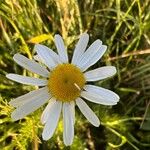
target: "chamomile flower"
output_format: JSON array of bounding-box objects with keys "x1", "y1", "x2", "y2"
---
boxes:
[{"x1": 6, "y1": 33, "x2": 119, "y2": 146}]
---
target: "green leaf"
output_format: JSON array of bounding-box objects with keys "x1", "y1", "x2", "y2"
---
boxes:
[{"x1": 141, "y1": 108, "x2": 150, "y2": 131}]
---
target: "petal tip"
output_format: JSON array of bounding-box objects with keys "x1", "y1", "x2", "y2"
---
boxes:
[
  {"x1": 96, "y1": 39, "x2": 102, "y2": 45},
  {"x1": 6, "y1": 74, "x2": 11, "y2": 79},
  {"x1": 42, "y1": 134, "x2": 49, "y2": 141},
  {"x1": 113, "y1": 67, "x2": 117, "y2": 74},
  {"x1": 55, "y1": 34, "x2": 61, "y2": 38},
  {"x1": 116, "y1": 96, "x2": 120, "y2": 102},
  {"x1": 9, "y1": 101, "x2": 15, "y2": 107},
  {"x1": 95, "y1": 122, "x2": 100, "y2": 127},
  {"x1": 102, "y1": 45, "x2": 107, "y2": 51},
  {"x1": 11, "y1": 113, "x2": 19, "y2": 121},
  {"x1": 65, "y1": 143, "x2": 72, "y2": 146},
  {"x1": 81, "y1": 32, "x2": 89, "y2": 37},
  {"x1": 13, "y1": 53, "x2": 20, "y2": 59},
  {"x1": 113, "y1": 93, "x2": 120, "y2": 102}
]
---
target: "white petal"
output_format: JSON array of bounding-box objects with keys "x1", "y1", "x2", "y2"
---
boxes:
[
  {"x1": 13, "y1": 54, "x2": 49, "y2": 77},
  {"x1": 85, "y1": 85, "x2": 119, "y2": 102},
  {"x1": 81, "y1": 91, "x2": 117, "y2": 105},
  {"x1": 72, "y1": 33, "x2": 89, "y2": 65},
  {"x1": 84, "y1": 66, "x2": 116, "y2": 81},
  {"x1": 42, "y1": 100, "x2": 62, "y2": 140},
  {"x1": 11, "y1": 88, "x2": 51, "y2": 120},
  {"x1": 34, "y1": 44, "x2": 61, "y2": 70},
  {"x1": 9, "y1": 87, "x2": 49, "y2": 107},
  {"x1": 6, "y1": 74, "x2": 47, "y2": 86},
  {"x1": 63, "y1": 102, "x2": 74, "y2": 146},
  {"x1": 70, "y1": 101, "x2": 75, "y2": 124},
  {"x1": 81, "y1": 84, "x2": 119, "y2": 105},
  {"x1": 78, "y1": 39, "x2": 102, "y2": 64},
  {"x1": 41, "y1": 97, "x2": 56, "y2": 124},
  {"x1": 54, "y1": 34, "x2": 68, "y2": 63},
  {"x1": 80, "y1": 45, "x2": 107, "y2": 72},
  {"x1": 76, "y1": 98, "x2": 100, "y2": 127}
]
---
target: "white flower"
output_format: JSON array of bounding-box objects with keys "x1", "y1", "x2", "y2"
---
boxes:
[{"x1": 6, "y1": 33, "x2": 119, "y2": 146}]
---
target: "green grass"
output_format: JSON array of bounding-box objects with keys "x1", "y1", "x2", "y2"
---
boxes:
[{"x1": 0, "y1": 0, "x2": 150, "y2": 149}]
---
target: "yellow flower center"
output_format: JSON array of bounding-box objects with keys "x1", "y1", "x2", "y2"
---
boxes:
[{"x1": 48, "y1": 64, "x2": 86, "y2": 102}]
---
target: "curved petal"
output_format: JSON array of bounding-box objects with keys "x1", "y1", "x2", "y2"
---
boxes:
[
  {"x1": 76, "y1": 39, "x2": 101, "y2": 69},
  {"x1": 72, "y1": 33, "x2": 89, "y2": 65},
  {"x1": 13, "y1": 54, "x2": 49, "y2": 77},
  {"x1": 63, "y1": 102, "x2": 74, "y2": 146},
  {"x1": 34, "y1": 44, "x2": 61, "y2": 70},
  {"x1": 76, "y1": 98, "x2": 100, "y2": 127},
  {"x1": 80, "y1": 45, "x2": 107, "y2": 72},
  {"x1": 54, "y1": 34, "x2": 68, "y2": 63},
  {"x1": 9, "y1": 87, "x2": 49, "y2": 107},
  {"x1": 84, "y1": 66, "x2": 116, "y2": 81},
  {"x1": 6, "y1": 74, "x2": 47, "y2": 86},
  {"x1": 81, "y1": 84, "x2": 119, "y2": 105},
  {"x1": 42, "y1": 100, "x2": 62, "y2": 140},
  {"x1": 81, "y1": 91, "x2": 117, "y2": 105},
  {"x1": 11, "y1": 88, "x2": 51, "y2": 120},
  {"x1": 41, "y1": 97, "x2": 56, "y2": 124}
]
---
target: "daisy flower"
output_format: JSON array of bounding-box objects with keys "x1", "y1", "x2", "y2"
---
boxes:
[{"x1": 6, "y1": 33, "x2": 119, "y2": 146}]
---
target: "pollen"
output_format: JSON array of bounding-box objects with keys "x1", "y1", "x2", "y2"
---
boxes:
[{"x1": 48, "y1": 64, "x2": 86, "y2": 102}]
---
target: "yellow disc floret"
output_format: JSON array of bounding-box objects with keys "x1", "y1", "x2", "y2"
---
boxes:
[{"x1": 48, "y1": 64, "x2": 86, "y2": 102}]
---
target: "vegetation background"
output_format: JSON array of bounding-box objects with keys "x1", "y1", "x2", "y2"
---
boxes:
[{"x1": 0, "y1": 0, "x2": 150, "y2": 149}]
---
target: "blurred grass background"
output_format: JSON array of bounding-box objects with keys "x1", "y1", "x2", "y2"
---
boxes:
[{"x1": 0, "y1": 0, "x2": 150, "y2": 149}]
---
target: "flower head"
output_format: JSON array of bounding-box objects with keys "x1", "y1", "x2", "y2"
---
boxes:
[{"x1": 6, "y1": 33, "x2": 119, "y2": 146}]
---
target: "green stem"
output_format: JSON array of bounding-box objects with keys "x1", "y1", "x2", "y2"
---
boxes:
[{"x1": 0, "y1": 11, "x2": 32, "y2": 59}]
